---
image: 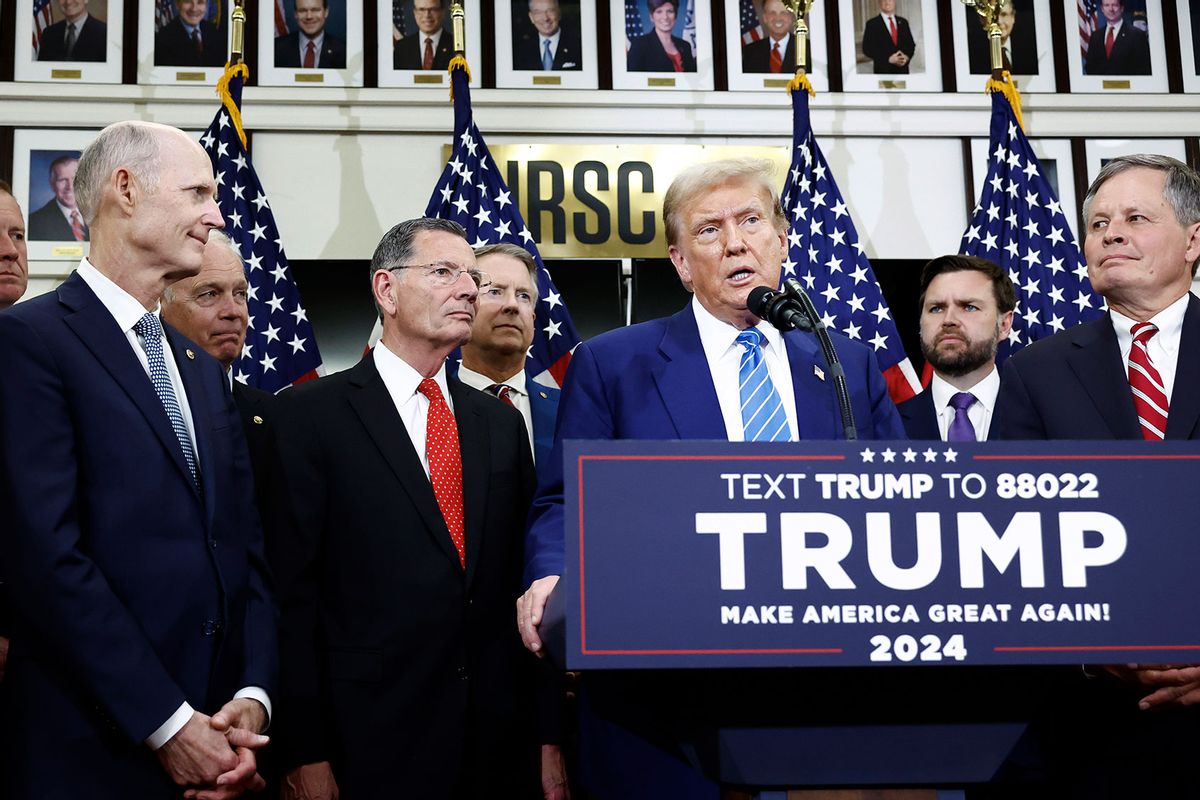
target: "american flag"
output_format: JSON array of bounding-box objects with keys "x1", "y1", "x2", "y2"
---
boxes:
[
  {"x1": 424, "y1": 66, "x2": 580, "y2": 388},
  {"x1": 741, "y1": 0, "x2": 764, "y2": 45},
  {"x1": 960, "y1": 92, "x2": 1103, "y2": 363},
  {"x1": 625, "y1": 0, "x2": 642, "y2": 45},
  {"x1": 32, "y1": 0, "x2": 54, "y2": 55},
  {"x1": 781, "y1": 88, "x2": 921, "y2": 403},
  {"x1": 393, "y1": 0, "x2": 407, "y2": 38},
  {"x1": 682, "y1": 0, "x2": 696, "y2": 54},
  {"x1": 155, "y1": 0, "x2": 176, "y2": 31},
  {"x1": 275, "y1": 0, "x2": 289, "y2": 36},
  {"x1": 199, "y1": 70, "x2": 323, "y2": 392},
  {"x1": 1078, "y1": 0, "x2": 1098, "y2": 63}
]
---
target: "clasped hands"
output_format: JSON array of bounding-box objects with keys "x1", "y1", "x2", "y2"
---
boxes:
[{"x1": 156, "y1": 698, "x2": 269, "y2": 800}]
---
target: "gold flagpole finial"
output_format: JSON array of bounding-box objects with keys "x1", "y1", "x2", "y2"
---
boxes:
[
  {"x1": 451, "y1": 2, "x2": 466, "y2": 54},
  {"x1": 783, "y1": 0, "x2": 816, "y2": 96},
  {"x1": 962, "y1": 0, "x2": 1024, "y2": 129},
  {"x1": 231, "y1": 0, "x2": 246, "y2": 65}
]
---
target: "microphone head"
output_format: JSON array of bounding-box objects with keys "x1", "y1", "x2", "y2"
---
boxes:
[{"x1": 747, "y1": 285, "x2": 776, "y2": 318}]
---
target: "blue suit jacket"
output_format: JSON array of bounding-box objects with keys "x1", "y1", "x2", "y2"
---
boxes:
[
  {"x1": 998, "y1": 295, "x2": 1200, "y2": 440},
  {"x1": 523, "y1": 304, "x2": 904, "y2": 583},
  {"x1": 0, "y1": 271, "x2": 276, "y2": 796},
  {"x1": 527, "y1": 378, "x2": 561, "y2": 471}
]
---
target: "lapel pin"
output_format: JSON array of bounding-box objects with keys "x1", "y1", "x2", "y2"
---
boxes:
[
  {"x1": 185, "y1": 349, "x2": 195, "y2": 360},
  {"x1": 252, "y1": 415, "x2": 264, "y2": 425},
  {"x1": 814, "y1": 364, "x2": 825, "y2": 382},
  {"x1": 539, "y1": 391, "x2": 548, "y2": 399}
]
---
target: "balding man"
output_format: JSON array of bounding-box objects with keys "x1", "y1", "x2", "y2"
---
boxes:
[{"x1": 0, "y1": 121, "x2": 276, "y2": 798}]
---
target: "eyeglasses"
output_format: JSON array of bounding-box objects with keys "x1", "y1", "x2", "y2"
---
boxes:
[{"x1": 386, "y1": 262, "x2": 487, "y2": 288}]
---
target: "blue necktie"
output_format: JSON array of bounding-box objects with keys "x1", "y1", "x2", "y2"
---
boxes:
[
  {"x1": 736, "y1": 328, "x2": 792, "y2": 442},
  {"x1": 134, "y1": 313, "x2": 198, "y2": 485},
  {"x1": 542, "y1": 39, "x2": 553, "y2": 70},
  {"x1": 946, "y1": 391, "x2": 977, "y2": 442}
]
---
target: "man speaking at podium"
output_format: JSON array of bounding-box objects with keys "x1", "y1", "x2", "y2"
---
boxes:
[{"x1": 518, "y1": 157, "x2": 903, "y2": 652}]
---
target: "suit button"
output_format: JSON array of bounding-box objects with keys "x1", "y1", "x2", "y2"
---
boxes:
[
  {"x1": 201, "y1": 619, "x2": 224, "y2": 637},
  {"x1": 457, "y1": 666, "x2": 468, "y2": 680},
  {"x1": 210, "y1": 540, "x2": 217, "y2": 549}
]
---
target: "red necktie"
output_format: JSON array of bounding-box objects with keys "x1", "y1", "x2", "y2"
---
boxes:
[
  {"x1": 417, "y1": 378, "x2": 466, "y2": 567},
  {"x1": 303, "y1": 40, "x2": 315, "y2": 68},
  {"x1": 488, "y1": 383, "x2": 514, "y2": 407},
  {"x1": 1129, "y1": 322, "x2": 1168, "y2": 440},
  {"x1": 769, "y1": 41, "x2": 782, "y2": 73},
  {"x1": 888, "y1": 16, "x2": 898, "y2": 47},
  {"x1": 423, "y1": 37, "x2": 434, "y2": 70},
  {"x1": 69, "y1": 210, "x2": 84, "y2": 242},
  {"x1": 1105, "y1": 26, "x2": 1115, "y2": 59}
]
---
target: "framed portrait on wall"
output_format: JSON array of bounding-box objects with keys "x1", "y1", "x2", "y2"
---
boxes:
[
  {"x1": 951, "y1": 0, "x2": 1055, "y2": 93},
  {"x1": 11, "y1": 129, "x2": 100, "y2": 262},
  {"x1": 257, "y1": 0, "x2": 363, "y2": 86},
  {"x1": 1176, "y1": 0, "x2": 1200, "y2": 93},
  {"x1": 970, "y1": 136, "x2": 1081, "y2": 238},
  {"x1": 1065, "y1": 0, "x2": 1168, "y2": 93},
  {"x1": 838, "y1": 0, "x2": 942, "y2": 92},
  {"x1": 378, "y1": 0, "x2": 482, "y2": 88},
  {"x1": 494, "y1": 0, "x2": 598, "y2": 89},
  {"x1": 13, "y1": 0, "x2": 123, "y2": 83},
  {"x1": 1083, "y1": 138, "x2": 1186, "y2": 185},
  {"x1": 137, "y1": 0, "x2": 231, "y2": 85},
  {"x1": 609, "y1": 0, "x2": 715, "y2": 91},
  {"x1": 725, "y1": 0, "x2": 830, "y2": 93}
]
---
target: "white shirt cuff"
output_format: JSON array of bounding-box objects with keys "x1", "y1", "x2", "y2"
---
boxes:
[
  {"x1": 234, "y1": 686, "x2": 273, "y2": 732},
  {"x1": 146, "y1": 701, "x2": 194, "y2": 750}
]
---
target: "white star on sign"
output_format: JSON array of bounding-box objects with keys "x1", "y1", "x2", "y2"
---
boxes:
[{"x1": 860, "y1": 448, "x2": 875, "y2": 462}]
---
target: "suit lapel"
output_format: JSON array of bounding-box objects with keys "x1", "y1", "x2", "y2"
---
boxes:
[
  {"x1": 784, "y1": 330, "x2": 840, "y2": 439},
  {"x1": 59, "y1": 274, "x2": 200, "y2": 494},
  {"x1": 652, "y1": 307, "x2": 727, "y2": 439},
  {"x1": 1067, "y1": 317, "x2": 1141, "y2": 438},
  {"x1": 167, "y1": 328, "x2": 216, "y2": 521},
  {"x1": 346, "y1": 358, "x2": 462, "y2": 569},
  {"x1": 1166, "y1": 295, "x2": 1200, "y2": 439},
  {"x1": 449, "y1": 380, "x2": 488, "y2": 587}
]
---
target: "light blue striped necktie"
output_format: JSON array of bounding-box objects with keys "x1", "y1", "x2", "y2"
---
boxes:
[
  {"x1": 134, "y1": 312, "x2": 199, "y2": 486},
  {"x1": 542, "y1": 39, "x2": 553, "y2": 70},
  {"x1": 736, "y1": 328, "x2": 792, "y2": 442}
]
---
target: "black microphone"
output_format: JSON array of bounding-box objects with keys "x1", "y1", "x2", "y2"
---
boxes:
[{"x1": 747, "y1": 285, "x2": 812, "y2": 332}]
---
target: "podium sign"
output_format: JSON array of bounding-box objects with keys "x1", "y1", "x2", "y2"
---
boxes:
[{"x1": 565, "y1": 439, "x2": 1200, "y2": 669}]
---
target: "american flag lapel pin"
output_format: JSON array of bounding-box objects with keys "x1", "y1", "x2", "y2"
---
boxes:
[{"x1": 814, "y1": 364, "x2": 825, "y2": 382}]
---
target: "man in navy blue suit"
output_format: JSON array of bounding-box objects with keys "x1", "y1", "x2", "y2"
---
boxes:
[
  {"x1": 898, "y1": 254, "x2": 1014, "y2": 441},
  {"x1": 999, "y1": 153, "x2": 1200, "y2": 795},
  {"x1": 517, "y1": 157, "x2": 904, "y2": 654},
  {"x1": 0, "y1": 121, "x2": 276, "y2": 799}
]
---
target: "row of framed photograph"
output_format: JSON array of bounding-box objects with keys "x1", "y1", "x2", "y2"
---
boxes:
[
  {"x1": 9, "y1": 0, "x2": 1200, "y2": 92},
  {"x1": 8, "y1": 125, "x2": 1190, "y2": 262}
]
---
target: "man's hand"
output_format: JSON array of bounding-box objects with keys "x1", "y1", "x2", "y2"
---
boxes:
[
  {"x1": 1102, "y1": 664, "x2": 1200, "y2": 710},
  {"x1": 518, "y1": 575, "x2": 560, "y2": 656},
  {"x1": 282, "y1": 762, "x2": 340, "y2": 800},
  {"x1": 888, "y1": 51, "x2": 907, "y2": 67},
  {"x1": 155, "y1": 712, "x2": 240, "y2": 789},
  {"x1": 541, "y1": 743, "x2": 570, "y2": 800},
  {"x1": 181, "y1": 698, "x2": 271, "y2": 799}
]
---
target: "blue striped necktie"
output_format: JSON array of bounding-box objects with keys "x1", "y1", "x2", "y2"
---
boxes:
[
  {"x1": 134, "y1": 313, "x2": 199, "y2": 486},
  {"x1": 736, "y1": 328, "x2": 792, "y2": 442},
  {"x1": 542, "y1": 39, "x2": 553, "y2": 70}
]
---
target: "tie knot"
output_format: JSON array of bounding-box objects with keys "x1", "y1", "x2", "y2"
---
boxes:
[
  {"x1": 1132, "y1": 322, "x2": 1159, "y2": 345},
  {"x1": 417, "y1": 377, "x2": 444, "y2": 402},
  {"x1": 736, "y1": 328, "x2": 766, "y2": 351},
  {"x1": 949, "y1": 391, "x2": 976, "y2": 412},
  {"x1": 488, "y1": 383, "x2": 510, "y2": 397},
  {"x1": 134, "y1": 312, "x2": 163, "y2": 341}
]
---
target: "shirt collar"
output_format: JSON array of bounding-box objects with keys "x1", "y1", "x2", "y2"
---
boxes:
[
  {"x1": 457, "y1": 364, "x2": 527, "y2": 397},
  {"x1": 1110, "y1": 292, "x2": 1190, "y2": 356},
  {"x1": 423, "y1": 29, "x2": 443, "y2": 48},
  {"x1": 539, "y1": 29, "x2": 562, "y2": 48},
  {"x1": 770, "y1": 32, "x2": 791, "y2": 50},
  {"x1": 300, "y1": 31, "x2": 325, "y2": 51},
  {"x1": 929, "y1": 367, "x2": 1000, "y2": 414},
  {"x1": 372, "y1": 341, "x2": 453, "y2": 411},
  {"x1": 181, "y1": 20, "x2": 199, "y2": 35},
  {"x1": 76, "y1": 259, "x2": 159, "y2": 336},
  {"x1": 691, "y1": 295, "x2": 785, "y2": 359},
  {"x1": 65, "y1": 13, "x2": 89, "y2": 27}
]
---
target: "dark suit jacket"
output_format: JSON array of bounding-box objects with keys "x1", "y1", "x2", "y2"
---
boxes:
[
  {"x1": 1085, "y1": 21, "x2": 1151, "y2": 76},
  {"x1": 37, "y1": 14, "x2": 107, "y2": 62},
  {"x1": 860, "y1": 13, "x2": 915, "y2": 74},
  {"x1": 741, "y1": 35, "x2": 808, "y2": 74},
  {"x1": 27, "y1": 198, "x2": 87, "y2": 242},
  {"x1": 265, "y1": 356, "x2": 539, "y2": 797},
  {"x1": 513, "y1": 25, "x2": 583, "y2": 70},
  {"x1": 0, "y1": 271, "x2": 276, "y2": 797},
  {"x1": 233, "y1": 380, "x2": 273, "y2": 512},
  {"x1": 393, "y1": 30, "x2": 453, "y2": 70},
  {"x1": 523, "y1": 303, "x2": 905, "y2": 584},
  {"x1": 274, "y1": 30, "x2": 346, "y2": 69},
  {"x1": 897, "y1": 382, "x2": 1005, "y2": 440},
  {"x1": 154, "y1": 17, "x2": 226, "y2": 68},
  {"x1": 627, "y1": 32, "x2": 696, "y2": 73},
  {"x1": 966, "y1": 12, "x2": 1037, "y2": 74}
]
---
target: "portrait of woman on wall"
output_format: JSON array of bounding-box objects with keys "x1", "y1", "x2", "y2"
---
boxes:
[{"x1": 627, "y1": 0, "x2": 695, "y2": 72}]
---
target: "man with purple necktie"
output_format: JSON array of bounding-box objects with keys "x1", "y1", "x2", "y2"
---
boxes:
[{"x1": 897, "y1": 254, "x2": 1015, "y2": 441}]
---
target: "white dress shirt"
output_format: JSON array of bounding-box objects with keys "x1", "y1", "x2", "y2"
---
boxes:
[
  {"x1": 298, "y1": 31, "x2": 325, "y2": 65},
  {"x1": 929, "y1": 367, "x2": 1001, "y2": 442},
  {"x1": 373, "y1": 341, "x2": 454, "y2": 479},
  {"x1": 457, "y1": 365, "x2": 536, "y2": 462},
  {"x1": 768, "y1": 33, "x2": 791, "y2": 60},
  {"x1": 692, "y1": 296, "x2": 799, "y2": 442},
  {"x1": 539, "y1": 29, "x2": 562, "y2": 63},
  {"x1": 420, "y1": 28, "x2": 444, "y2": 66},
  {"x1": 1110, "y1": 293, "x2": 1190, "y2": 404},
  {"x1": 76, "y1": 260, "x2": 271, "y2": 749}
]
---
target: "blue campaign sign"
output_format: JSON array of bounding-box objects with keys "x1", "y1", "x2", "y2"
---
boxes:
[{"x1": 564, "y1": 439, "x2": 1200, "y2": 669}]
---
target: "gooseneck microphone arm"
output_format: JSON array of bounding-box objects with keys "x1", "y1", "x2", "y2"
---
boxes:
[{"x1": 746, "y1": 283, "x2": 858, "y2": 441}]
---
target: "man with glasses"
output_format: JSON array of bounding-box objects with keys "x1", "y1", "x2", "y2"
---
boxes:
[
  {"x1": 394, "y1": 0, "x2": 453, "y2": 71},
  {"x1": 266, "y1": 218, "x2": 541, "y2": 798},
  {"x1": 513, "y1": 0, "x2": 582, "y2": 71}
]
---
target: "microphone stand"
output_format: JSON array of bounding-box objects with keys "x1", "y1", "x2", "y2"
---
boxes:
[{"x1": 782, "y1": 279, "x2": 858, "y2": 441}]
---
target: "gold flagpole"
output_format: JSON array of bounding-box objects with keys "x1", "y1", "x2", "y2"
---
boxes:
[
  {"x1": 783, "y1": 0, "x2": 815, "y2": 95},
  {"x1": 962, "y1": 0, "x2": 1024, "y2": 128}
]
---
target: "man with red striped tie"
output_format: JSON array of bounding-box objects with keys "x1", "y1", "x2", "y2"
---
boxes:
[
  {"x1": 998, "y1": 153, "x2": 1200, "y2": 795},
  {"x1": 27, "y1": 155, "x2": 89, "y2": 242},
  {"x1": 860, "y1": 0, "x2": 915, "y2": 74}
]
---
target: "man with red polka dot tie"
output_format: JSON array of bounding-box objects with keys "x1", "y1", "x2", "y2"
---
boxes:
[{"x1": 265, "y1": 217, "x2": 541, "y2": 798}]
